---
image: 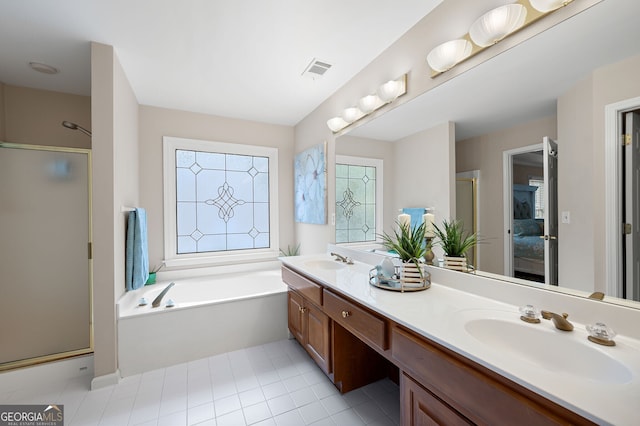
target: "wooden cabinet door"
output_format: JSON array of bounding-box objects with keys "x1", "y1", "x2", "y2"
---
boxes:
[
  {"x1": 287, "y1": 291, "x2": 304, "y2": 343},
  {"x1": 305, "y1": 302, "x2": 331, "y2": 374},
  {"x1": 401, "y1": 373, "x2": 471, "y2": 426}
]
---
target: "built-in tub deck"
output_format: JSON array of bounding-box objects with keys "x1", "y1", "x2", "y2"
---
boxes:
[{"x1": 117, "y1": 267, "x2": 288, "y2": 376}]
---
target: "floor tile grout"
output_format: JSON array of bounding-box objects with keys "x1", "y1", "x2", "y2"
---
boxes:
[{"x1": 1, "y1": 339, "x2": 400, "y2": 426}]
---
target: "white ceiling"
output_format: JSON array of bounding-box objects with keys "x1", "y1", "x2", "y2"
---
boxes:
[
  {"x1": 349, "y1": 0, "x2": 640, "y2": 142},
  {"x1": 0, "y1": 0, "x2": 444, "y2": 126}
]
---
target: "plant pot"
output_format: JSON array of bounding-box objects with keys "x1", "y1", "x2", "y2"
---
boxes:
[
  {"x1": 398, "y1": 262, "x2": 431, "y2": 290},
  {"x1": 443, "y1": 255, "x2": 468, "y2": 272}
]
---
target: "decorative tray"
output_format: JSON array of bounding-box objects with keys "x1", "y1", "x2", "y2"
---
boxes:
[{"x1": 368, "y1": 265, "x2": 431, "y2": 292}]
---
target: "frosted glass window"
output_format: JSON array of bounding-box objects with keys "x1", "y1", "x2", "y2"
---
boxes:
[
  {"x1": 176, "y1": 149, "x2": 270, "y2": 254},
  {"x1": 336, "y1": 162, "x2": 378, "y2": 243}
]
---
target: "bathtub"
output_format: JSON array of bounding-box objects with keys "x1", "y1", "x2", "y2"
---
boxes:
[{"x1": 117, "y1": 265, "x2": 288, "y2": 376}]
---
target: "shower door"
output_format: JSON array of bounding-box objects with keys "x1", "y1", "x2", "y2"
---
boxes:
[{"x1": 0, "y1": 143, "x2": 92, "y2": 369}]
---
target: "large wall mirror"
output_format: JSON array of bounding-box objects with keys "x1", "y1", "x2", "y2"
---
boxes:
[{"x1": 336, "y1": 0, "x2": 640, "y2": 309}]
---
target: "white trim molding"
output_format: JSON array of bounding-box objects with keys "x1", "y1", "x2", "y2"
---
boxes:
[
  {"x1": 91, "y1": 370, "x2": 120, "y2": 390},
  {"x1": 162, "y1": 136, "x2": 280, "y2": 268}
]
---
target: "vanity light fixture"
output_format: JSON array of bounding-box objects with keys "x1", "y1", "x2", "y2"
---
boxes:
[
  {"x1": 426, "y1": 39, "x2": 473, "y2": 73},
  {"x1": 426, "y1": 0, "x2": 574, "y2": 77},
  {"x1": 529, "y1": 0, "x2": 571, "y2": 12},
  {"x1": 469, "y1": 3, "x2": 527, "y2": 47},
  {"x1": 377, "y1": 79, "x2": 403, "y2": 103},
  {"x1": 327, "y1": 117, "x2": 350, "y2": 132},
  {"x1": 326, "y1": 74, "x2": 407, "y2": 133},
  {"x1": 341, "y1": 107, "x2": 364, "y2": 124},
  {"x1": 358, "y1": 94, "x2": 383, "y2": 114}
]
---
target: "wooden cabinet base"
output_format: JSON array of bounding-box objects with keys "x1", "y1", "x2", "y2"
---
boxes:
[
  {"x1": 401, "y1": 373, "x2": 471, "y2": 426},
  {"x1": 332, "y1": 322, "x2": 393, "y2": 393},
  {"x1": 283, "y1": 266, "x2": 592, "y2": 425}
]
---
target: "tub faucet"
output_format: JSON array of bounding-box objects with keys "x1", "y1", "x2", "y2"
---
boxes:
[
  {"x1": 330, "y1": 252, "x2": 353, "y2": 264},
  {"x1": 540, "y1": 310, "x2": 574, "y2": 331},
  {"x1": 152, "y1": 282, "x2": 175, "y2": 308}
]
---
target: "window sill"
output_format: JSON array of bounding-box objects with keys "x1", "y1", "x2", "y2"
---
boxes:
[{"x1": 163, "y1": 249, "x2": 280, "y2": 269}]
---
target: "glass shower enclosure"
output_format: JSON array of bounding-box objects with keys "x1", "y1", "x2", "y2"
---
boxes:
[{"x1": 0, "y1": 142, "x2": 92, "y2": 370}]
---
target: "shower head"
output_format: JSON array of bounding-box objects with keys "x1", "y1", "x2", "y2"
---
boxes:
[{"x1": 61, "y1": 121, "x2": 92, "y2": 137}]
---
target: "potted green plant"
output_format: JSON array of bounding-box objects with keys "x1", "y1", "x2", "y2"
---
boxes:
[
  {"x1": 146, "y1": 262, "x2": 164, "y2": 285},
  {"x1": 380, "y1": 221, "x2": 428, "y2": 283},
  {"x1": 279, "y1": 243, "x2": 301, "y2": 257},
  {"x1": 432, "y1": 219, "x2": 478, "y2": 272}
]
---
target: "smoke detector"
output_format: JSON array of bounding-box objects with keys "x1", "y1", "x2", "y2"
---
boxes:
[
  {"x1": 302, "y1": 58, "x2": 332, "y2": 80},
  {"x1": 29, "y1": 62, "x2": 59, "y2": 75}
]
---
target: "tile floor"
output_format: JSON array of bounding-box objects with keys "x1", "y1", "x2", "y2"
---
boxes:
[{"x1": 1, "y1": 339, "x2": 400, "y2": 426}]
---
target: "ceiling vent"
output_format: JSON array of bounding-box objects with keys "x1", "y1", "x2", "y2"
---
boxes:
[{"x1": 302, "y1": 58, "x2": 332, "y2": 80}]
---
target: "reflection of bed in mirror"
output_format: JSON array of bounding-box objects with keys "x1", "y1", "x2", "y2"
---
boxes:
[{"x1": 513, "y1": 184, "x2": 544, "y2": 281}]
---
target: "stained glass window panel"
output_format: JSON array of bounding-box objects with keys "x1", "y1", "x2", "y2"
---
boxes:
[
  {"x1": 335, "y1": 163, "x2": 377, "y2": 244},
  {"x1": 175, "y1": 149, "x2": 270, "y2": 254}
]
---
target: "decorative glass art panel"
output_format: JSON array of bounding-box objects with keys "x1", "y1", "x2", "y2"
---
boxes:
[
  {"x1": 294, "y1": 142, "x2": 327, "y2": 224},
  {"x1": 335, "y1": 163, "x2": 377, "y2": 243},
  {"x1": 175, "y1": 149, "x2": 270, "y2": 254}
]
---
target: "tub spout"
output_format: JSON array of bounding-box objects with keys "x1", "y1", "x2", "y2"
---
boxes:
[{"x1": 152, "y1": 282, "x2": 175, "y2": 308}]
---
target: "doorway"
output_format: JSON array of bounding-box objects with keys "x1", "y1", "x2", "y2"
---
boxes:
[
  {"x1": 456, "y1": 171, "x2": 479, "y2": 269},
  {"x1": 503, "y1": 139, "x2": 558, "y2": 285}
]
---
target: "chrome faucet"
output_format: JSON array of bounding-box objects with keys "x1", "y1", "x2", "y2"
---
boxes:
[
  {"x1": 330, "y1": 252, "x2": 353, "y2": 264},
  {"x1": 152, "y1": 282, "x2": 175, "y2": 308},
  {"x1": 540, "y1": 310, "x2": 574, "y2": 331}
]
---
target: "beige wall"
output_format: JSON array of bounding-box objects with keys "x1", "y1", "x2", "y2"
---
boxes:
[
  {"x1": 558, "y1": 53, "x2": 640, "y2": 293},
  {"x1": 138, "y1": 105, "x2": 295, "y2": 268},
  {"x1": 91, "y1": 42, "x2": 140, "y2": 380},
  {"x1": 335, "y1": 135, "x2": 396, "y2": 236},
  {"x1": 513, "y1": 164, "x2": 543, "y2": 185},
  {"x1": 457, "y1": 115, "x2": 557, "y2": 274},
  {"x1": 394, "y1": 122, "x2": 455, "y2": 260},
  {"x1": 557, "y1": 75, "x2": 595, "y2": 292},
  {"x1": 293, "y1": 0, "x2": 598, "y2": 255},
  {"x1": 1, "y1": 84, "x2": 90, "y2": 149}
]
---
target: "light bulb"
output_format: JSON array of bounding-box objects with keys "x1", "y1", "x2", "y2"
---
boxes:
[{"x1": 327, "y1": 117, "x2": 348, "y2": 132}]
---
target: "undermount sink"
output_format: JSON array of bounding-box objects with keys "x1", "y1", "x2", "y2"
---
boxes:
[
  {"x1": 459, "y1": 312, "x2": 633, "y2": 385},
  {"x1": 304, "y1": 259, "x2": 347, "y2": 270}
]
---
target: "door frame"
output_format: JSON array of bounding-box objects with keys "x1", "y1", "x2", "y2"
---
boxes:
[
  {"x1": 457, "y1": 170, "x2": 480, "y2": 269},
  {"x1": 502, "y1": 143, "x2": 543, "y2": 277},
  {"x1": 605, "y1": 96, "x2": 640, "y2": 298}
]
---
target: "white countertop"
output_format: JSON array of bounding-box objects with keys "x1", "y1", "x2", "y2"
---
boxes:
[{"x1": 280, "y1": 254, "x2": 640, "y2": 426}]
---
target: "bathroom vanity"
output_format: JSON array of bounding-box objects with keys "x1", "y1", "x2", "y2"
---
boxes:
[{"x1": 280, "y1": 253, "x2": 640, "y2": 425}]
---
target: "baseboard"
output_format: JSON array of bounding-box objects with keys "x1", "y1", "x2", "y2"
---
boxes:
[{"x1": 91, "y1": 370, "x2": 120, "y2": 390}]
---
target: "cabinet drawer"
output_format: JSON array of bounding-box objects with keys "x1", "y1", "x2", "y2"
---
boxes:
[
  {"x1": 392, "y1": 326, "x2": 592, "y2": 425},
  {"x1": 282, "y1": 266, "x2": 323, "y2": 306},
  {"x1": 323, "y1": 289, "x2": 388, "y2": 351}
]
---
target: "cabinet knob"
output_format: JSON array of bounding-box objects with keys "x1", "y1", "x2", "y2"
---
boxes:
[
  {"x1": 299, "y1": 307, "x2": 307, "y2": 313},
  {"x1": 341, "y1": 310, "x2": 351, "y2": 318}
]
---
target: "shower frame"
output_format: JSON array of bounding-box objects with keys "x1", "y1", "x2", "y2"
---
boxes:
[{"x1": 0, "y1": 142, "x2": 94, "y2": 371}]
